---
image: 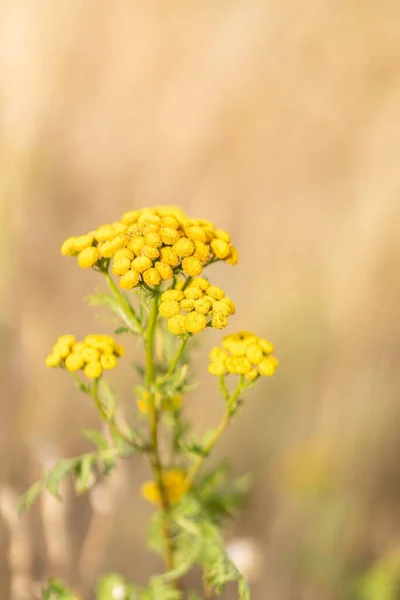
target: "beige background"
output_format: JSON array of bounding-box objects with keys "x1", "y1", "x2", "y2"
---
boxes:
[{"x1": 1, "y1": 1, "x2": 400, "y2": 598}]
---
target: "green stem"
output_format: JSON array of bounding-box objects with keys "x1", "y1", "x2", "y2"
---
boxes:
[
  {"x1": 185, "y1": 376, "x2": 244, "y2": 488},
  {"x1": 167, "y1": 335, "x2": 189, "y2": 378},
  {"x1": 145, "y1": 293, "x2": 178, "y2": 578},
  {"x1": 105, "y1": 272, "x2": 144, "y2": 335}
]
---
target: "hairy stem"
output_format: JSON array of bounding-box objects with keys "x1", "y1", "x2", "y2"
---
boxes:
[
  {"x1": 145, "y1": 293, "x2": 178, "y2": 580},
  {"x1": 167, "y1": 335, "x2": 189, "y2": 378},
  {"x1": 105, "y1": 272, "x2": 144, "y2": 335}
]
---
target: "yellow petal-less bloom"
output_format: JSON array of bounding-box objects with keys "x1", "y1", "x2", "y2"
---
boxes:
[
  {"x1": 160, "y1": 246, "x2": 180, "y2": 267},
  {"x1": 185, "y1": 311, "x2": 207, "y2": 334},
  {"x1": 74, "y1": 234, "x2": 94, "y2": 252},
  {"x1": 211, "y1": 315, "x2": 228, "y2": 330},
  {"x1": 154, "y1": 261, "x2": 173, "y2": 280},
  {"x1": 161, "y1": 289, "x2": 184, "y2": 302},
  {"x1": 61, "y1": 236, "x2": 77, "y2": 256},
  {"x1": 65, "y1": 353, "x2": 85, "y2": 372},
  {"x1": 131, "y1": 256, "x2": 153, "y2": 273},
  {"x1": 173, "y1": 237, "x2": 195, "y2": 258},
  {"x1": 78, "y1": 247, "x2": 99, "y2": 268},
  {"x1": 45, "y1": 352, "x2": 62, "y2": 367},
  {"x1": 142, "y1": 267, "x2": 161, "y2": 287},
  {"x1": 167, "y1": 314, "x2": 187, "y2": 335},
  {"x1": 57, "y1": 334, "x2": 76, "y2": 346},
  {"x1": 211, "y1": 238, "x2": 231, "y2": 259},
  {"x1": 159, "y1": 300, "x2": 181, "y2": 318},
  {"x1": 207, "y1": 286, "x2": 225, "y2": 301},
  {"x1": 141, "y1": 469, "x2": 188, "y2": 506},
  {"x1": 112, "y1": 257, "x2": 131, "y2": 276},
  {"x1": 84, "y1": 361, "x2": 103, "y2": 379},
  {"x1": 119, "y1": 270, "x2": 140, "y2": 289},
  {"x1": 182, "y1": 256, "x2": 203, "y2": 277},
  {"x1": 208, "y1": 331, "x2": 278, "y2": 380},
  {"x1": 100, "y1": 353, "x2": 118, "y2": 370},
  {"x1": 160, "y1": 227, "x2": 181, "y2": 246}
]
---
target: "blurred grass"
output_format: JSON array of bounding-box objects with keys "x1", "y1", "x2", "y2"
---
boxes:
[{"x1": 1, "y1": 1, "x2": 400, "y2": 598}]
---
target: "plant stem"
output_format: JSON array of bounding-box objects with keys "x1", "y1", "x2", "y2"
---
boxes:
[
  {"x1": 167, "y1": 335, "x2": 189, "y2": 378},
  {"x1": 105, "y1": 272, "x2": 144, "y2": 335},
  {"x1": 185, "y1": 377, "x2": 244, "y2": 488},
  {"x1": 145, "y1": 293, "x2": 178, "y2": 579}
]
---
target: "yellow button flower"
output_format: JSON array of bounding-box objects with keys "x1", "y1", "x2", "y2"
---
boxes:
[
  {"x1": 185, "y1": 226, "x2": 207, "y2": 242},
  {"x1": 84, "y1": 361, "x2": 103, "y2": 379},
  {"x1": 160, "y1": 227, "x2": 181, "y2": 246},
  {"x1": 114, "y1": 248, "x2": 134, "y2": 261},
  {"x1": 208, "y1": 361, "x2": 227, "y2": 376},
  {"x1": 207, "y1": 286, "x2": 225, "y2": 301},
  {"x1": 173, "y1": 237, "x2": 195, "y2": 258},
  {"x1": 65, "y1": 353, "x2": 84, "y2": 372},
  {"x1": 131, "y1": 256, "x2": 153, "y2": 273},
  {"x1": 56, "y1": 334, "x2": 76, "y2": 346},
  {"x1": 161, "y1": 289, "x2": 184, "y2": 302},
  {"x1": 180, "y1": 298, "x2": 196, "y2": 312},
  {"x1": 142, "y1": 268, "x2": 161, "y2": 287},
  {"x1": 112, "y1": 257, "x2": 131, "y2": 276},
  {"x1": 45, "y1": 352, "x2": 62, "y2": 367},
  {"x1": 185, "y1": 311, "x2": 207, "y2": 334},
  {"x1": 155, "y1": 261, "x2": 173, "y2": 281},
  {"x1": 61, "y1": 236, "x2": 77, "y2": 256},
  {"x1": 100, "y1": 354, "x2": 118, "y2": 370},
  {"x1": 211, "y1": 238, "x2": 231, "y2": 259},
  {"x1": 77, "y1": 247, "x2": 99, "y2": 268},
  {"x1": 167, "y1": 315, "x2": 187, "y2": 335},
  {"x1": 182, "y1": 256, "x2": 203, "y2": 277},
  {"x1": 211, "y1": 315, "x2": 228, "y2": 330},
  {"x1": 74, "y1": 234, "x2": 94, "y2": 252},
  {"x1": 194, "y1": 298, "x2": 212, "y2": 315},
  {"x1": 119, "y1": 270, "x2": 140, "y2": 289},
  {"x1": 159, "y1": 300, "x2": 181, "y2": 318},
  {"x1": 194, "y1": 240, "x2": 210, "y2": 262},
  {"x1": 141, "y1": 470, "x2": 188, "y2": 506},
  {"x1": 81, "y1": 347, "x2": 100, "y2": 362},
  {"x1": 160, "y1": 247, "x2": 180, "y2": 267}
]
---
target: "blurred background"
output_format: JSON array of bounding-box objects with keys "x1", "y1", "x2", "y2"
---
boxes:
[{"x1": 1, "y1": 1, "x2": 400, "y2": 598}]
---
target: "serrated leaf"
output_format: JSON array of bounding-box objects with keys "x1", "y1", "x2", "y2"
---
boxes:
[
  {"x1": 18, "y1": 480, "x2": 43, "y2": 514},
  {"x1": 45, "y1": 459, "x2": 76, "y2": 499},
  {"x1": 74, "y1": 454, "x2": 95, "y2": 495},
  {"x1": 82, "y1": 429, "x2": 109, "y2": 450}
]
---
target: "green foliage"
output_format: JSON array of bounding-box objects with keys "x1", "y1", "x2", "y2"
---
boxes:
[
  {"x1": 40, "y1": 578, "x2": 81, "y2": 600},
  {"x1": 356, "y1": 551, "x2": 400, "y2": 600}
]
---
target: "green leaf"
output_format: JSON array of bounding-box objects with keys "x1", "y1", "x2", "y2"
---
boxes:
[
  {"x1": 114, "y1": 326, "x2": 131, "y2": 335},
  {"x1": 82, "y1": 429, "x2": 109, "y2": 450},
  {"x1": 74, "y1": 454, "x2": 95, "y2": 495},
  {"x1": 40, "y1": 577, "x2": 81, "y2": 600},
  {"x1": 87, "y1": 291, "x2": 142, "y2": 334},
  {"x1": 18, "y1": 480, "x2": 43, "y2": 514},
  {"x1": 45, "y1": 459, "x2": 76, "y2": 499},
  {"x1": 141, "y1": 577, "x2": 182, "y2": 600}
]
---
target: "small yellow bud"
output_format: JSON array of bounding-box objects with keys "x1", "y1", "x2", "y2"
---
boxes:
[
  {"x1": 180, "y1": 298, "x2": 196, "y2": 312},
  {"x1": 45, "y1": 352, "x2": 62, "y2": 367},
  {"x1": 160, "y1": 215, "x2": 180, "y2": 229},
  {"x1": 160, "y1": 227, "x2": 181, "y2": 246},
  {"x1": 191, "y1": 277, "x2": 209, "y2": 291},
  {"x1": 77, "y1": 247, "x2": 99, "y2": 268},
  {"x1": 81, "y1": 347, "x2": 100, "y2": 362},
  {"x1": 84, "y1": 361, "x2": 103, "y2": 379},
  {"x1": 72, "y1": 342, "x2": 86, "y2": 353},
  {"x1": 155, "y1": 261, "x2": 173, "y2": 281},
  {"x1": 111, "y1": 221, "x2": 128, "y2": 234},
  {"x1": 194, "y1": 298, "x2": 212, "y2": 315},
  {"x1": 119, "y1": 270, "x2": 140, "y2": 289},
  {"x1": 184, "y1": 287, "x2": 203, "y2": 300},
  {"x1": 112, "y1": 257, "x2": 131, "y2": 276},
  {"x1": 173, "y1": 237, "x2": 195, "y2": 258},
  {"x1": 114, "y1": 248, "x2": 134, "y2": 261},
  {"x1": 160, "y1": 247, "x2": 180, "y2": 267},
  {"x1": 74, "y1": 234, "x2": 94, "y2": 252},
  {"x1": 120, "y1": 210, "x2": 140, "y2": 225},
  {"x1": 185, "y1": 311, "x2": 207, "y2": 334},
  {"x1": 95, "y1": 224, "x2": 116, "y2": 241},
  {"x1": 144, "y1": 232, "x2": 162, "y2": 248},
  {"x1": 193, "y1": 240, "x2": 210, "y2": 263},
  {"x1": 142, "y1": 245, "x2": 160, "y2": 260},
  {"x1": 141, "y1": 470, "x2": 188, "y2": 506},
  {"x1": 161, "y1": 289, "x2": 184, "y2": 302},
  {"x1": 225, "y1": 246, "x2": 239, "y2": 265},
  {"x1": 220, "y1": 297, "x2": 236, "y2": 315},
  {"x1": 65, "y1": 353, "x2": 84, "y2": 372},
  {"x1": 167, "y1": 314, "x2": 187, "y2": 335},
  {"x1": 246, "y1": 344, "x2": 264, "y2": 364},
  {"x1": 100, "y1": 353, "x2": 118, "y2": 370},
  {"x1": 207, "y1": 286, "x2": 225, "y2": 300},
  {"x1": 131, "y1": 256, "x2": 153, "y2": 273},
  {"x1": 215, "y1": 228, "x2": 231, "y2": 243},
  {"x1": 228, "y1": 341, "x2": 247, "y2": 357},
  {"x1": 100, "y1": 235, "x2": 125, "y2": 257},
  {"x1": 159, "y1": 300, "x2": 181, "y2": 318},
  {"x1": 54, "y1": 342, "x2": 71, "y2": 359},
  {"x1": 211, "y1": 238, "x2": 231, "y2": 259},
  {"x1": 208, "y1": 361, "x2": 227, "y2": 376},
  {"x1": 61, "y1": 236, "x2": 77, "y2": 256},
  {"x1": 259, "y1": 339, "x2": 275, "y2": 354},
  {"x1": 211, "y1": 301, "x2": 230, "y2": 317},
  {"x1": 142, "y1": 268, "x2": 161, "y2": 287},
  {"x1": 211, "y1": 315, "x2": 228, "y2": 330},
  {"x1": 235, "y1": 357, "x2": 252, "y2": 374},
  {"x1": 185, "y1": 226, "x2": 207, "y2": 242},
  {"x1": 209, "y1": 347, "x2": 228, "y2": 362},
  {"x1": 56, "y1": 334, "x2": 76, "y2": 346},
  {"x1": 258, "y1": 358, "x2": 276, "y2": 376},
  {"x1": 182, "y1": 256, "x2": 203, "y2": 277},
  {"x1": 127, "y1": 235, "x2": 145, "y2": 255},
  {"x1": 245, "y1": 368, "x2": 259, "y2": 381}
]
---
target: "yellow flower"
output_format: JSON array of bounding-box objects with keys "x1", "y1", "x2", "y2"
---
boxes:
[
  {"x1": 211, "y1": 315, "x2": 228, "y2": 330},
  {"x1": 246, "y1": 344, "x2": 263, "y2": 364},
  {"x1": 185, "y1": 226, "x2": 207, "y2": 242},
  {"x1": 77, "y1": 247, "x2": 99, "y2": 268},
  {"x1": 226, "y1": 246, "x2": 239, "y2": 265},
  {"x1": 128, "y1": 235, "x2": 145, "y2": 255},
  {"x1": 94, "y1": 224, "x2": 115, "y2": 241},
  {"x1": 167, "y1": 314, "x2": 187, "y2": 335},
  {"x1": 160, "y1": 246, "x2": 180, "y2": 267},
  {"x1": 161, "y1": 289, "x2": 184, "y2": 302},
  {"x1": 131, "y1": 256, "x2": 152, "y2": 273},
  {"x1": 84, "y1": 361, "x2": 103, "y2": 379},
  {"x1": 65, "y1": 353, "x2": 84, "y2": 372},
  {"x1": 81, "y1": 347, "x2": 100, "y2": 362},
  {"x1": 114, "y1": 248, "x2": 134, "y2": 261},
  {"x1": 211, "y1": 238, "x2": 231, "y2": 259},
  {"x1": 194, "y1": 240, "x2": 210, "y2": 262},
  {"x1": 207, "y1": 286, "x2": 225, "y2": 300},
  {"x1": 154, "y1": 261, "x2": 173, "y2": 281},
  {"x1": 183, "y1": 287, "x2": 203, "y2": 300},
  {"x1": 56, "y1": 334, "x2": 76, "y2": 346},
  {"x1": 215, "y1": 228, "x2": 231, "y2": 243},
  {"x1": 173, "y1": 237, "x2": 195, "y2": 258},
  {"x1": 160, "y1": 227, "x2": 181, "y2": 246},
  {"x1": 160, "y1": 215, "x2": 180, "y2": 229},
  {"x1": 142, "y1": 267, "x2": 161, "y2": 287},
  {"x1": 45, "y1": 352, "x2": 62, "y2": 367},
  {"x1": 61, "y1": 236, "x2": 77, "y2": 256},
  {"x1": 159, "y1": 300, "x2": 181, "y2": 318},
  {"x1": 100, "y1": 353, "x2": 118, "y2": 370},
  {"x1": 112, "y1": 257, "x2": 131, "y2": 276},
  {"x1": 141, "y1": 469, "x2": 188, "y2": 506},
  {"x1": 180, "y1": 298, "x2": 196, "y2": 312},
  {"x1": 119, "y1": 270, "x2": 140, "y2": 289},
  {"x1": 194, "y1": 298, "x2": 213, "y2": 315},
  {"x1": 182, "y1": 256, "x2": 203, "y2": 276},
  {"x1": 208, "y1": 361, "x2": 227, "y2": 376},
  {"x1": 259, "y1": 339, "x2": 274, "y2": 354},
  {"x1": 185, "y1": 311, "x2": 207, "y2": 334},
  {"x1": 54, "y1": 342, "x2": 71, "y2": 359},
  {"x1": 74, "y1": 234, "x2": 94, "y2": 252}
]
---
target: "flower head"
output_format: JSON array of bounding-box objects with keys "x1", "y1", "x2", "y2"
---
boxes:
[
  {"x1": 141, "y1": 469, "x2": 188, "y2": 506},
  {"x1": 158, "y1": 278, "x2": 235, "y2": 335},
  {"x1": 208, "y1": 331, "x2": 278, "y2": 380},
  {"x1": 45, "y1": 334, "x2": 124, "y2": 379},
  {"x1": 60, "y1": 206, "x2": 239, "y2": 289}
]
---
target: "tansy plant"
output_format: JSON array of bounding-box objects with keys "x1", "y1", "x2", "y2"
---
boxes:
[{"x1": 20, "y1": 206, "x2": 278, "y2": 600}]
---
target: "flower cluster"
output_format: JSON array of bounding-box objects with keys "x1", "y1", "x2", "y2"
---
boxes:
[
  {"x1": 141, "y1": 469, "x2": 188, "y2": 506},
  {"x1": 159, "y1": 278, "x2": 236, "y2": 335},
  {"x1": 61, "y1": 206, "x2": 238, "y2": 289},
  {"x1": 45, "y1": 334, "x2": 124, "y2": 380},
  {"x1": 208, "y1": 331, "x2": 278, "y2": 380}
]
